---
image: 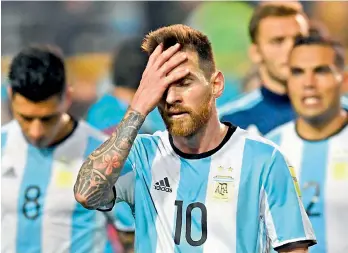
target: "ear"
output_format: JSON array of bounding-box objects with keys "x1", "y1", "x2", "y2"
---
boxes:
[
  {"x1": 341, "y1": 71, "x2": 348, "y2": 94},
  {"x1": 7, "y1": 86, "x2": 12, "y2": 99},
  {"x1": 63, "y1": 85, "x2": 73, "y2": 110},
  {"x1": 211, "y1": 71, "x2": 224, "y2": 99},
  {"x1": 249, "y1": 44, "x2": 262, "y2": 64}
]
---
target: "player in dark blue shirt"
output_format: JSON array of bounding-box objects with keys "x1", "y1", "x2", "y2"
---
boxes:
[{"x1": 220, "y1": 4, "x2": 309, "y2": 135}]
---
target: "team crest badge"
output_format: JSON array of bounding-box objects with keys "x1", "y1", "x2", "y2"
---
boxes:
[{"x1": 212, "y1": 166, "x2": 235, "y2": 202}]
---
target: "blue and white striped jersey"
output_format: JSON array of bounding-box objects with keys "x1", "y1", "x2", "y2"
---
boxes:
[
  {"x1": 219, "y1": 87, "x2": 348, "y2": 136},
  {"x1": 267, "y1": 121, "x2": 348, "y2": 253},
  {"x1": 1, "y1": 120, "x2": 126, "y2": 253},
  {"x1": 110, "y1": 124, "x2": 316, "y2": 253}
]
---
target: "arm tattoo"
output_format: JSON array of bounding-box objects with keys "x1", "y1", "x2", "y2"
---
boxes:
[{"x1": 74, "y1": 109, "x2": 145, "y2": 209}]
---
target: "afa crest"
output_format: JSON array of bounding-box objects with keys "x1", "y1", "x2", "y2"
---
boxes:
[{"x1": 212, "y1": 165, "x2": 235, "y2": 202}]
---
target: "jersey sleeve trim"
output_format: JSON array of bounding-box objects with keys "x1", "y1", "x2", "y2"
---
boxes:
[
  {"x1": 96, "y1": 186, "x2": 116, "y2": 212},
  {"x1": 274, "y1": 238, "x2": 317, "y2": 251}
]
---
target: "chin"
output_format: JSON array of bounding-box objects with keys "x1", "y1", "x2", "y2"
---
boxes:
[
  {"x1": 166, "y1": 119, "x2": 199, "y2": 137},
  {"x1": 301, "y1": 112, "x2": 327, "y2": 125}
]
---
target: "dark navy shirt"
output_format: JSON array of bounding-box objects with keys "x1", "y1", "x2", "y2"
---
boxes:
[{"x1": 219, "y1": 87, "x2": 295, "y2": 135}]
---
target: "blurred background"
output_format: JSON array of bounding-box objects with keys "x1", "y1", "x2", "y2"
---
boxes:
[{"x1": 2, "y1": 1, "x2": 348, "y2": 125}]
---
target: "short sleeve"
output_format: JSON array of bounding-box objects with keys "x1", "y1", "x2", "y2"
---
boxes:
[
  {"x1": 261, "y1": 149, "x2": 317, "y2": 250},
  {"x1": 113, "y1": 201, "x2": 135, "y2": 232}
]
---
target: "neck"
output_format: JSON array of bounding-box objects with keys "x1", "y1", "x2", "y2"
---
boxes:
[
  {"x1": 296, "y1": 109, "x2": 348, "y2": 141},
  {"x1": 172, "y1": 108, "x2": 228, "y2": 154},
  {"x1": 50, "y1": 114, "x2": 75, "y2": 146},
  {"x1": 259, "y1": 66, "x2": 287, "y2": 95},
  {"x1": 113, "y1": 87, "x2": 135, "y2": 105}
]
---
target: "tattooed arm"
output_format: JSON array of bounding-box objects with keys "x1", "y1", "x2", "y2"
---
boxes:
[
  {"x1": 74, "y1": 109, "x2": 145, "y2": 209},
  {"x1": 74, "y1": 42, "x2": 189, "y2": 210}
]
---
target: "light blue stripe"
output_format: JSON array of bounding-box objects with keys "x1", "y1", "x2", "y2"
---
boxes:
[
  {"x1": 70, "y1": 137, "x2": 103, "y2": 253},
  {"x1": 16, "y1": 146, "x2": 54, "y2": 253},
  {"x1": 299, "y1": 141, "x2": 328, "y2": 253},
  {"x1": 1, "y1": 132, "x2": 8, "y2": 150},
  {"x1": 268, "y1": 132, "x2": 282, "y2": 146},
  {"x1": 134, "y1": 136, "x2": 160, "y2": 253},
  {"x1": 103, "y1": 201, "x2": 135, "y2": 253},
  {"x1": 173, "y1": 157, "x2": 211, "y2": 252},
  {"x1": 219, "y1": 89, "x2": 262, "y2": 116},
  {"x1": 264, "y1": 149, "x2": 305, "y2": 244},
  {"x1": 237, "y1": 139, "x2": 273, "y2": 253}
]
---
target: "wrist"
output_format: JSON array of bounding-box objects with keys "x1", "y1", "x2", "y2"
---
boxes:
[{"x1": 130, "y1": 101, "x2": 150, "y2": 117}]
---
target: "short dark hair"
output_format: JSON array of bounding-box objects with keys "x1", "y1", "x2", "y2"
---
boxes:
[
  {"x1": 293, "y1": 34, "x2": 345, "y2": 69},
  {"x1": 8, "y1": 45, "x2": 66, "y2": 102},
  {"x1": 249, "y1": 4, "x2": 305, "y2": 43},
  {"x1": 141, "y1": 24, "x2": 216, "y2": 80},
  {"x1": 111, "y1": 37, "x2": 148, "y2": 90}
]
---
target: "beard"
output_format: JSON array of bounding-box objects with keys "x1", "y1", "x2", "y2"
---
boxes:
[{"x1": 159, "y1": 91, "x2": 213, "y2": 137}]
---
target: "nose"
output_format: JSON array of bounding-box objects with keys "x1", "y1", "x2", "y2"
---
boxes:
[
  {"x1": 28, "y1": 119, "x2": 45, "y2": 143},
  {"x1": 303, "y1": 72, "x2": 316, "y2": 89},
  {"x1": 165, "y1": 86, "x2": 182, "y2": 105}
]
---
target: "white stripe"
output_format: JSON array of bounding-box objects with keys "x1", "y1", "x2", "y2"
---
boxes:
[
  {"x1": 202, "y1": 129, "x2": 245, "y2": 253},
  {"x1": 1, "y1": 122, "x2": 28, "y2": 253},
  {"x1": 263, "y1": 191, "x2": 278, "y2": 246},
  {"x1": 277, "y1": 122, "x2": 304, "y2": 180},
  {"x1": 218, "y1": 89, "x2": 262, "y2": 117},
  {"x1": 325, "y1": 128, "x2": 348, "y2": 253},
  {"x1": 94, "y1": 213, "x2": 108, "y2": 253},
  {"x1": 297, "y1": 194, "x2": 316, "y2": 242},
  {"x1": 41, "y1": 126, "x2": 86, "y2": 252},
  {"x1": 152, "y1": 133, "x2": 181, "y2": 253}
]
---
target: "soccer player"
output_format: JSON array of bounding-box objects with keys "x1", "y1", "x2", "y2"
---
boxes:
[
  {"x1": 1, "y1": 45, "x2": 130, "y2": 253},
  {"x1": 220, "y1": 4, "x2": 348, "y2": 136},
  {"x1": 86, "y1": 37, "x2": 165, "y2": 135},
  {"x1": 219, "y1": 4, "x2": 308, "y2": 135},
  {"x1": 74, "y1": 24, "x2": 316, "y2": 253},
  {"x1": 267, "y1": 35, "x2": 348, "y2": 253}
]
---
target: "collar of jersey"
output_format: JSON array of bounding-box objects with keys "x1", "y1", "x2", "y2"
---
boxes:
[
  {"x1": 261, "y1": 86, "x2": 290, "y2": 104},
  {"x1": 168, "y1": 122, "x2": 237, "y2": 159}
]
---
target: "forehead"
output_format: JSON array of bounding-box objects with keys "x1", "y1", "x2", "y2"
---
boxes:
[
  {"x1": 181, "y1": 49, "x2": 200, "y2": 69},
  {"x1": 12, "y1": 93, "x2": 62, "y2": 116},
  {"x1": 258, "y1": 15, "x2": 306, "y2": 39},
  {"x1": 290, "y1": 45, "x2": 336, "y2": 67}
]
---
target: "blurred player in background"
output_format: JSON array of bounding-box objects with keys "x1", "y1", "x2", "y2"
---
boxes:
[
  {"x1": 267, "y1": 34, "x2": 348, "y2": 253},
  {"x1": 1, "y1": 45, "x2": 131, "y2": 253},
  {"x1": 86, "y1": 37, "x2": 165, "y2": 135},
  {"x1": 74, "y1": 24, "x2": 316, "y2": 253},
  {"x1": 220, "y1": 4, "x2": 309, "y2": 135}
]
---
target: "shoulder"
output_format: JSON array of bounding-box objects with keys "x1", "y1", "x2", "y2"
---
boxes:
[
  {"x1": 218, "y1": 89, "x2": 263, "y2": 118},
  {"x1": 1, "y1": 120, "x2": 20, "y2": 135},
  {"x1": 134, "y1": 130, "x2": 167, "y2": 148},
  {"x1": 233, "y1": 127, "x2": 284, "y2": 163},
  {"x1": 265, "y1": 121, "x2": 295, "y2": 143},
  {"x1": 341, "y1": 96, "x2": 348, "y2": 110},
  {"x1": 74, "y1": 120, "x2": 109, "y2": 142},
  {"x1": 1, "y1": 120, "x2": 23, "y2": 149}
]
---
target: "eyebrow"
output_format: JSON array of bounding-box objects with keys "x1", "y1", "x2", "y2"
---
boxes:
[
  {"x1": 290, "y1": 64, "x2": 333, "y2": 72},
  {"x1": 18, "y1": 112, "x2": 59, "y2": 120}
]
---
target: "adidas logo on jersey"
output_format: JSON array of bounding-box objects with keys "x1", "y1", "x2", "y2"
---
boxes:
[{"x1": 154, "y1": 177, "x2": 172, "y2": 193}]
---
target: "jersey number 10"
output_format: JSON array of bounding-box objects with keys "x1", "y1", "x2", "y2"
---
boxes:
[{"x1": 174, "y1": 200, "x2": 208, "y2": 246}]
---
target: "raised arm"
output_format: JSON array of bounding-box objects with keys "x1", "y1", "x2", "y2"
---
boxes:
[
  {"x1": 74, "y1": 43, "x2": 189, "y2": 210},
  {"x1": 74, "y1": 109, "x2": 145, "y2": 209}
]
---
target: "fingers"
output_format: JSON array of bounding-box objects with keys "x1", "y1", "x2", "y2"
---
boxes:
[
  {"x1": 163, "y1": 69, "x2": 190, "y2": 87},
  {"x1": 158, "y1": 52, "x2": 187, "y2": 77},
  {"x1": 146, "y1": 43, "x2": 163, "y2": 69},
  {"x1": 153, "y1": 43, "x2": 181, "y2": 70}
]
